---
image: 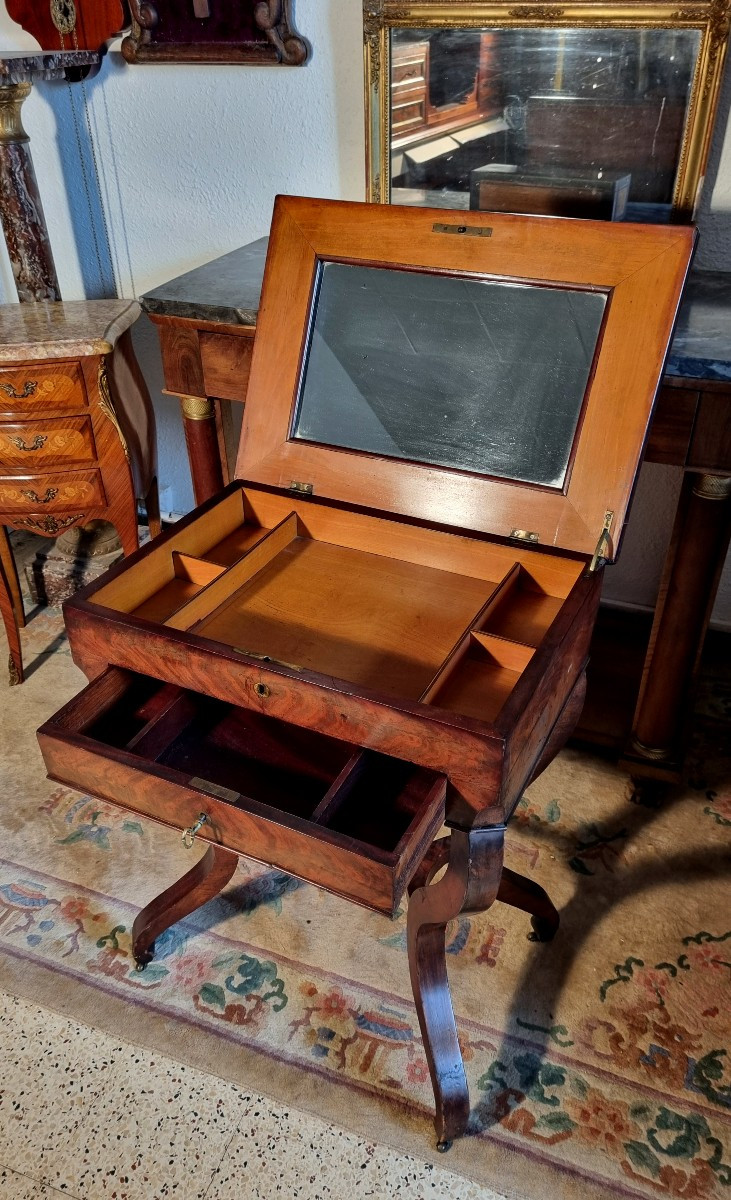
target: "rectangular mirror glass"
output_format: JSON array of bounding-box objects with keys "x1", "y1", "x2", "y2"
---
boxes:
[
  {"x1": 292, "y1": 261, "x2": 608, "y2": 489},
  {"x1": 389, "y1": 26, "x2": 701, "y2": 222}
]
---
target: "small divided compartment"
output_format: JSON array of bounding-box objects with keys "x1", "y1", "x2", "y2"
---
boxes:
[
  {"x1": 422, "y1": 564, "x2": 571, "y2": 724},
  {"x1": 38, "y1": 667, "x2": 447, "y2": 915},
  {"x1": 91, "y1": 488, "x2": 277, "y2": 625},
  {"x1": 85, "y1": 485, "x2": 585, "y2": 728}
]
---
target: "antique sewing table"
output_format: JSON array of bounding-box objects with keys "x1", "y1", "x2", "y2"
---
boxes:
[
  {"x1": 142, "y1": 241, "x2": 731, "y2": 787},
  {"x1": 38, "y1": 199, "x2": 694, "y2": 1147}
]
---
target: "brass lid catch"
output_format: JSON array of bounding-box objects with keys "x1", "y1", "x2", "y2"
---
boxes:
[{"x1": 589, "y1": 510, "x2": 614, "y2": 572}]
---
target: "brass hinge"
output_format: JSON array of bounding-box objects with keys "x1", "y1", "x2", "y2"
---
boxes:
[
  {"x1": 510, "y1": 528, "x2": 539, "y2": 544},
  {"x1": 289, "y1": 480, "x2": 314, "y2": 495},
  {"x1": 589, "y1": 510, "x2": 614, "y2": 573}
]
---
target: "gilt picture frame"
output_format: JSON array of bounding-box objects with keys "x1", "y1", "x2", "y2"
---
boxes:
[{"x1": 363, "y1": 0, "x2": 731, "y2": 221}]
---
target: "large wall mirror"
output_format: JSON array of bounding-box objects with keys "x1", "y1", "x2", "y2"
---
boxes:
[{"x1": 364, "y1": 0, "x2": 731, "y2": 221}]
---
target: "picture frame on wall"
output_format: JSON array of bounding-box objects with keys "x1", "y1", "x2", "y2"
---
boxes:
[
  {"x1": 363, "y1": 0, "x2": 731, "y2": 222},
  {"x1": 122, "y1": 0, "x2": 308, "y2": 65}
]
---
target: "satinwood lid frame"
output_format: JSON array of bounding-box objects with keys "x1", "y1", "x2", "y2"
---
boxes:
[{"x1": 235, "y1": 196, "x2": 695, "y2": 561}]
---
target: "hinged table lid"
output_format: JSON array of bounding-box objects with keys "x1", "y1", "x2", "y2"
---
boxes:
[{"x1": 236, "y1": 197, "x2": 694, "y2": 560}]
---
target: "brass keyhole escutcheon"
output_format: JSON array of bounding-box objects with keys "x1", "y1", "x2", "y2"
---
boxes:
[{"x1": 254, "y1": 682, "x2": 270, "y2": 698}]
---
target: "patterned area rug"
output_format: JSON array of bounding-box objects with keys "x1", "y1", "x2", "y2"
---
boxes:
[{"x1": 1, "y1": 599, "x2": 729, "y2": 1200}]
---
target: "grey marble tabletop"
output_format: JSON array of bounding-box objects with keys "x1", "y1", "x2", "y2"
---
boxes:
[
  {"x1": 142, "y1": 238, "x2": 269, "y2": 327},
  {"x1": 0, "y1": 51, "x2": 102, "y2": 84},
  {"x1": 665, "y1": 271, "x2": 731, "y2": 383},
  {"x1": 141, "y1": 240, "x2": 731, "y2": 385}
]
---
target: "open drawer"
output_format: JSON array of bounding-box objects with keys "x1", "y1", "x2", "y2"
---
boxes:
[{"x1": 38, "y1": 668, "x2": 446, "y2": 916}]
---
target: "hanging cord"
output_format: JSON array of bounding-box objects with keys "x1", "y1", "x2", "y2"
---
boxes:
[{"x1": 57, "y1": 16, "x2": 135, "y2": 298}]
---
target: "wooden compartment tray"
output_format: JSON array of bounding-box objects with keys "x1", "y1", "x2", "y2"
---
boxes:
[
  {"x1": 38, "y1": 666, "x2": 446, "y2": 915},
  {"x1": 63, "y1": 482, "x2": 590, "y2": 823}
]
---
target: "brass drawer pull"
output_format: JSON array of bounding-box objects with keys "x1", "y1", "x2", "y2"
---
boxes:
[
  {"x1": 21, "y1": 487, "x2": 58, "y2": 505},
  {"x1": 182, "y1": 812, "x2": 208, "y2": 849},
  {"x1": 9, "y1": 434, "x2": 47, "y2": 452},
  {"x1": 20, "y1": 513, "x2": 81, "y2": 533},
  {"x1": 0, "y1": 380, "x2": 38, "y2": 400}
]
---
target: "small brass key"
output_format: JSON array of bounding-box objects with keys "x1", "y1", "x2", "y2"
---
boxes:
[{"x1": 182, "y1": 812, "x2": 208, "y2": 849}]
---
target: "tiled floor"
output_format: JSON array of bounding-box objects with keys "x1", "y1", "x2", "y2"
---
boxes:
[{"x1": 0, "y1": 991, "x2": 507, "y2": 1200}]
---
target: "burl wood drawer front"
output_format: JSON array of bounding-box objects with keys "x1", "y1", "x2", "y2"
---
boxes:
[
  {"x1": 199, "y1": 332, "x2": 253, "y2": 403},
  {"x1": 38, "y1": 669, "x2": 447, "y2": 916},
  {"x1": 0, "y1": 469, "x2": 105, "y2": 512},
  {"x1": 0, "y1": 416, "x2": 96, "y2": 468},
  {"x1": 0, "y1": 362, "x2": 87, "y2": 414}
]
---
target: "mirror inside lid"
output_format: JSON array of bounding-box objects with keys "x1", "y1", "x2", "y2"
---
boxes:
[
  {"x1": 236, "y1": 197, "x2": 695, "y2": 559},
  {"x1": 293, "y1": 261, "x2": 607, "y2": 490}
]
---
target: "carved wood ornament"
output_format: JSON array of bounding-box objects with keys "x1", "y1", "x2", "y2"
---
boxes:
[{"x1": 121, "y1": 0, "x2": 308, "y2": 64}]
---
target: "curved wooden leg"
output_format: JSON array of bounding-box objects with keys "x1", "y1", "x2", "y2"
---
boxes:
[
  {"x1": 113, "y1": 508, "x2": 140, "y2": 559},
  {"x1": 407, "y1": 825, "x2": 505, "y2": 1150},
  {"x1": 133, "y1": 843, "x2": 238, "y2": 970},
  {"x1": 0, "y1": 544, "x2": 23, "y2": 685},
  {"x1": 0, "y1": 526, "x2": 25, "y2": 629},
  {"x1": 410, "y1": 838, "x2": 559, "y2": 943},
  {"x1": 496, "y1": 868, "x2": 559, "y2": 942},
  {"x1": 144, "y1": 476, "x2": 162, "y2": 541}
]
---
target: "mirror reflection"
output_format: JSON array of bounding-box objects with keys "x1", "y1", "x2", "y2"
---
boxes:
[
  {"x1": 293, "y1": 262, "x2": 607, "y2": 489},
  {"x1": 390, "y1": 27, "x2": 700, "y2": 221}
]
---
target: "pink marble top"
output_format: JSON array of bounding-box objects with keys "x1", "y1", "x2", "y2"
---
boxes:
[{"x1": 0, "y1": 300, "x2": 141, "y2": 362}]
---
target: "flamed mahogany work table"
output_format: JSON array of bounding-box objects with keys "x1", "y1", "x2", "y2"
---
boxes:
[
  {"x1": 142, "y1": 250, "x2": 731, "y2": 786},
  {"x1": 40, "y1": 200, "x2": 695, "y2": 1149}
]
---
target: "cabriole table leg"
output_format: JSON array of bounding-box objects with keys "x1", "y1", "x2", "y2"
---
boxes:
[
  {"x1": 407, "y1": 825, "x2": 505, "y2": 1150},
  {"x1": 0, "y1": 543, "x2": 22, "y2": 684},
  {"x1": 132, "y1": 842, "x2": 238, "y2": 970}
]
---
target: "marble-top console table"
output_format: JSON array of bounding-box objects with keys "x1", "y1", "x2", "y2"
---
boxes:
[{"x1": 142, "y1": 246, "x2": 731, "y2": 788}]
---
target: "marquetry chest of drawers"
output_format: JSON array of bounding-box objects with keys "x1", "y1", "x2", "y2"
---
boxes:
[{"x1": 0, "y1": 299, "x2": 160, "y2": 684}]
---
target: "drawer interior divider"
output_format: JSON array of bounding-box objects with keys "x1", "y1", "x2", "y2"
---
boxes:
[
  {"x1": 164, "y1": 511, "x2": 299, "y2": 632},
  {"x1": 125, "y1": 687, "x2": 199, "y2": 759},
  {"x1": 310, "y1": 751, "x2": 369, "y2": 825},
  {"x1": 171, "y1": 552, "x2": 227, "y2": 588}
]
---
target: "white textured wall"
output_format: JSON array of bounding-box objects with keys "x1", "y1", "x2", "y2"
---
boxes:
[
  {"x1": 0, "y1": 3, "x2": 729, "y2": 625},
  {"x1": 0, "y1": 0, "x2": 366, "y2": 516}
]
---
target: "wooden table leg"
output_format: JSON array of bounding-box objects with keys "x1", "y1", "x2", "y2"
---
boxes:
[
  {"x1": 0, "y1": 542, "x2": 22, "y2": 685},
  {"x1": 409, "y1": 836, "x2": 559, "y2": 944},
  {"x1": 0, "y1": 526, "x2": 25, "y2": 630},
  {"x1": 132, "y1": 842, "x2": 238, "y2": 970},
  {"x1": 625, "y1": 472, "x2": 731, "y2": 781},
  {"x1": 407, "y1": 825, "x2": 505, "y2": 1150},
  {"x1": 180, "y1": 395, "x2": 225, "y2": 504}
]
